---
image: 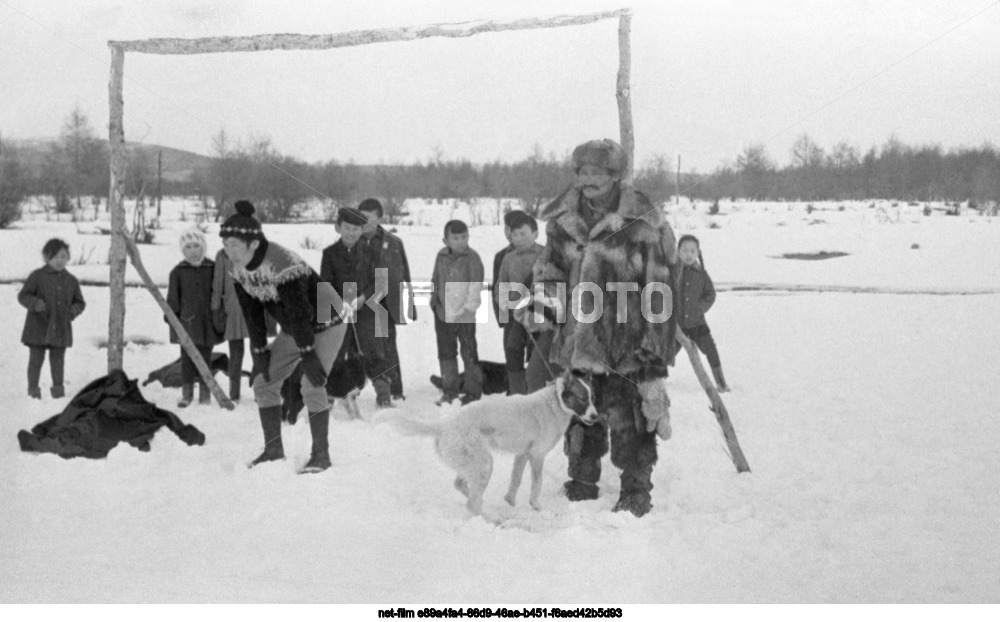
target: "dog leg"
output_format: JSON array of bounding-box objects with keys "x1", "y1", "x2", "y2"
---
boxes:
[
  {"x1": 505, "y1": 453, "x2": 529, "y2": 506},
  {"x1": 528, "y1": 453, "x2": 546, "y2": 511}
]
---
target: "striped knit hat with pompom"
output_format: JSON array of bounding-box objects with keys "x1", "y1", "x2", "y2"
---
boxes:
[{"x1": 219, "y1": 200, "x2": 264, "y2": 242}]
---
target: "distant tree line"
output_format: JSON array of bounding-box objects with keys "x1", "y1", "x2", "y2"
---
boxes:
[
  {"x1": 674, "y1": 134, "x2": 1000, "y2": 205},
  {"x1": 4, "y1": 108, "x2": 999, "y2": 229}
]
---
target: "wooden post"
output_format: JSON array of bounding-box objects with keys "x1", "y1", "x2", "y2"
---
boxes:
[
  {"x1": 676, "y1": 330, "x2": 751, "y2": 473},
  {"x1": 156, "y1": 149, "x2": 162, "y2": 218},
  {"x1": 118, "y1": 229, "x2": 235, "y2": 410},
  {"x1": 676, "y1": 154, "x2": 681, "y2": 204},
  {"x1": 108, "y1": 46, "x2": 127, "y2": 372},
  {"x1": 616, "y1": 9, "x2": 636, "y2": 215}
]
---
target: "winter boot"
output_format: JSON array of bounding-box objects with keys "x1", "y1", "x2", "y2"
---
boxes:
[
  {"x1": 613, "y1": 464, "x2": 654, "y2": 517},
  {"x1": 28, "y1": 386, "x2": 42, "y2": 400},
  {"x1": 198, "y1": 382, "x2": 211, "y2": 405},
  {"x1": 300, "y1": 408, "x2": 332, "y2": 474},
  {"x1": 437, "y1": 358, "x2": 460, "y2": 405},
  {"x1": 177, "y1": 384, "x2": 194, "y2": 408},
  {"x1": 50, "y1": 385, "x2": 65, "y2": 399},
  {"x1": 248, "y1": 406, "x2": 285, "y2": 468},
  {"x1": 373, "y1": 377, "x2": 393, "y2": 409},
  {"x1": 562, "y1": 479, "x2": 599, "y2": 501},
  {"x1": 711, "y1": 366, "x2": 730, "y2": 393},
  {"x1": 229, "y1": 376, "x2": 241, "y2": 402},
  {"x1": 507, "y1": 370, "x2": 528, "y2": 396}
]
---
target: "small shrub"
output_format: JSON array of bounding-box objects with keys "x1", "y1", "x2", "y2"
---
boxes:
[
  {"x1": 806, "y1": 204, "x2": 815, "y2": 214},
  {"x1": 708, "y1": 200, "x2": 720, "y2": 215},
  {"x1": 838, "y1": 205, "x2": 845, "y2": 212},
  {"x1": 72, "y1": 244, "x2": 97, "y2": 266},
  {"x1": 708, "y1": 221, "x2": 721, "y2": 229}
]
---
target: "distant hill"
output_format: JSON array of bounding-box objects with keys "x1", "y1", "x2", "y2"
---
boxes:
[{"x1": 8, "y1": 138, "x2": 214, "y2": 183}]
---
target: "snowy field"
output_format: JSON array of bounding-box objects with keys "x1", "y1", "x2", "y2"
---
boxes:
[{"x1": 1, "y1": 198, "x2": 999, "y2": 605}]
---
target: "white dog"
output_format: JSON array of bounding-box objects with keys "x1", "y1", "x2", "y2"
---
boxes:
[{"x1": 381, "y1": 373, "x2": 599, "y2": 515}]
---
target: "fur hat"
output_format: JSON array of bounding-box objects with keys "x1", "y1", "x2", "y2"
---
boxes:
[
  {"x1": 178, "y1": 227, "x2": 207, "y2": 253},
  {"x1": 219, "y1": 200, "x2": 264, "y2": 241},
  {"x1": 571, "y1": 139, "x2": 626, "y2": 174}
]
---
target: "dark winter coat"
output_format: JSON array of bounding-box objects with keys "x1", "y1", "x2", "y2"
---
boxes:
[
  {"x1": 167, "y1": 258, "x2": 220, "y2": 346},
  {"x1": 231, "y1": 239, "x2": 330, "y2": 352},
  {"x1": 320, "y1": 238, "x2": 386, "y2": 357},
  {"x1": 17, "y1": 370, "x2": 205, "y2": 459},
  {"x1": 533, "y1": 184, "x2": 679, "y2": 381},
  {"x1": 18, "y1": 265, "x2": 86, "y2": 348},
  {"x1": 491, "y1": 245, "x2": 514, "y2": 326},
  {"x1": 359, "y1": 226, "x2": 414, "y2": 324},
  {"x1": 676, "y1": 262, "x2": 716, "y2": 329}
]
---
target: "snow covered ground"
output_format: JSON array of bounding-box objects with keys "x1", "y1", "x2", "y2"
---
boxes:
[{"x1": 1, "y1": 198, "x2": 998, "y2": 605}]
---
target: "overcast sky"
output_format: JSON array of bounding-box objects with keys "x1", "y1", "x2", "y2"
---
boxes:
[{"x1": 2, "y1": 0, "x2": 998, "y2": 172}]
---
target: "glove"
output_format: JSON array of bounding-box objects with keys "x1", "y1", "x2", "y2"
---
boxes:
[
  {"x1": 250, "y1": 348, "x2": 271, "y2": 384},
  {"x1": 33, "y1": 300, "x2": 47, "y2": 313},
  {"x1": 639, "y1": 378, "x2": 672, "y2": 440},
  {"x1": 300, "y1": 349, "x2": 328, "y2": 388}
]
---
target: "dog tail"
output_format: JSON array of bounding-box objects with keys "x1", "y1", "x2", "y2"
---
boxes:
[{"x1": 373, "y1": 411, "x2": 444, "y2": 438}]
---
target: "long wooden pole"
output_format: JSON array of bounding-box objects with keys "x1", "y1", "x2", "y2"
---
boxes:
[
  {"x1": 108, "y1": 47, "x2": 127, "y2": 372},
  {"x1": 616, "y1": 9, "x2": 636, "y2": 216},
  {"x1": 676, "y1": 330, "x2": 751, "y2": 473},
  {"x1": 118, "y1": 229, "x2": 235, "y2": 410},
  {"x1": 109, "y1": 10, "x2": 625, "y2": 55}
]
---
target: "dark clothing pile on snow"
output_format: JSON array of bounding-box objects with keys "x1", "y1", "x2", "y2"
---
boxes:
[
  {"x1": 142, "y1": 352, "x2": 237, "y2": 388},
  {"x1": 17, "y1": 370, "x2": 205, "y2": 459}
]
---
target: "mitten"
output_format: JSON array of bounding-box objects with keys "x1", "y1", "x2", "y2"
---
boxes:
[
  {"x1": 212, "y1": 307, "x2": 227, "y2": 335},
  {"x1": 639, "y1": 378, "x2": 672, "y2": 440},
  {"x1": 300, "y1": 349, "x2": 328, "y2": 387},
  {"x1": 33, "y1": 299, "x2": 47, "y2": 313},
  {"x1": 250, "y1": 347, "x2": 271, "y2": 384}
]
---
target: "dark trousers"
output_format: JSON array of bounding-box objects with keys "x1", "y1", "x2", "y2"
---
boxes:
[
  {"x1": 228, "y1": 339, "x2": 245, "y2": 380},
  {"x1": 385, "y1": 322, "x2": 403, "y2": 396},
  {"x1": 434, "y1": 314, "x2": 482, "y2": 398},
  {"x1": 526, "y1": 330, "x2": 562, "y2": 393},
  {"x1": 180, "y1": 345, "x2": 214, "y2": 386},
  {"x1": 681, "y1": 323, "x2": 722, "y2": 368},
  {"x1": 27, "y1": 346, "x2": 66, "y2": 389},
  {"x1": 564, "y1": 373, "x2": 658, "y2": 497},
  {"x1": 503, "y1": 322, "x2": 534, "y2": 373}
]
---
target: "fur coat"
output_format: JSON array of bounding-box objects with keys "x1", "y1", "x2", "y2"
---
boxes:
[{"x1": 533, "y1": 184, "x2": 679, "y2": 382}]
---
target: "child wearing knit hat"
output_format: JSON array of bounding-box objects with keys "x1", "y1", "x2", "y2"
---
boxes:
[{"x1": 166, "y1": 227, "x2": 220, "y2": 407}]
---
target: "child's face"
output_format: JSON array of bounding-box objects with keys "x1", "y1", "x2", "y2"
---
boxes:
[
  {"x1": 46, "y1": 249, "x2": 70, "y2": 272},
  {"x1": 679, "y1": 240, "x2": 700, "y2": 266},
  {"x1": 337, "y1": 221, "x2": 364, "y2": 247},
  {"x1": 183, "y1": 242, "x2": 205, "y2": 265},
  {"x1": 223, "y1": 238, "x2": 258, "y2": 269},
  {"x1": 510, "y1": 224, "x2": 538, "y2": 250},
  {"x1": 444, "y1": 231, "x2": 469, "y2": 253}
]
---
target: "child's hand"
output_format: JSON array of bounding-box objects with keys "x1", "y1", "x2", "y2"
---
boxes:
[{"x1": 33, "y1": 300, "x2": 46, "y2": 313}]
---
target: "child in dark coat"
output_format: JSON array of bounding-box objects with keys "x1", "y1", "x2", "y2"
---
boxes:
[
  {"x1": 167, "y1": 228, "x2": 219, "y2": 407},
  {"x1": 677, "y1": 234, "x2": 729, "y2": 392},
  {"x1": 18, "y1": 238, "x2": 86, "y2": 399}
]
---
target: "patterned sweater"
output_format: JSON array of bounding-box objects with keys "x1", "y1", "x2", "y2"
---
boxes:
[{"x1": 230, "y1": 239, "x2": 326, "y2": 352}]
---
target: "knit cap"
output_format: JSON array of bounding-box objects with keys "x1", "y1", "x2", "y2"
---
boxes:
[
  {"x1": 178, "y1": 227, "x2": 207, "y2": 254},
  {"x1": 219, "y1": 200, "x2": 264, "y2": 242}
]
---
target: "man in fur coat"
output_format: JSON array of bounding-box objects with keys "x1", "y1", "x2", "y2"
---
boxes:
[
  {"x1": 220, "y1": 200, "x2": 348, "y2": 473},
  {"x1": 530, "y1": 139, "x2": 678, "y2": 517}
]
